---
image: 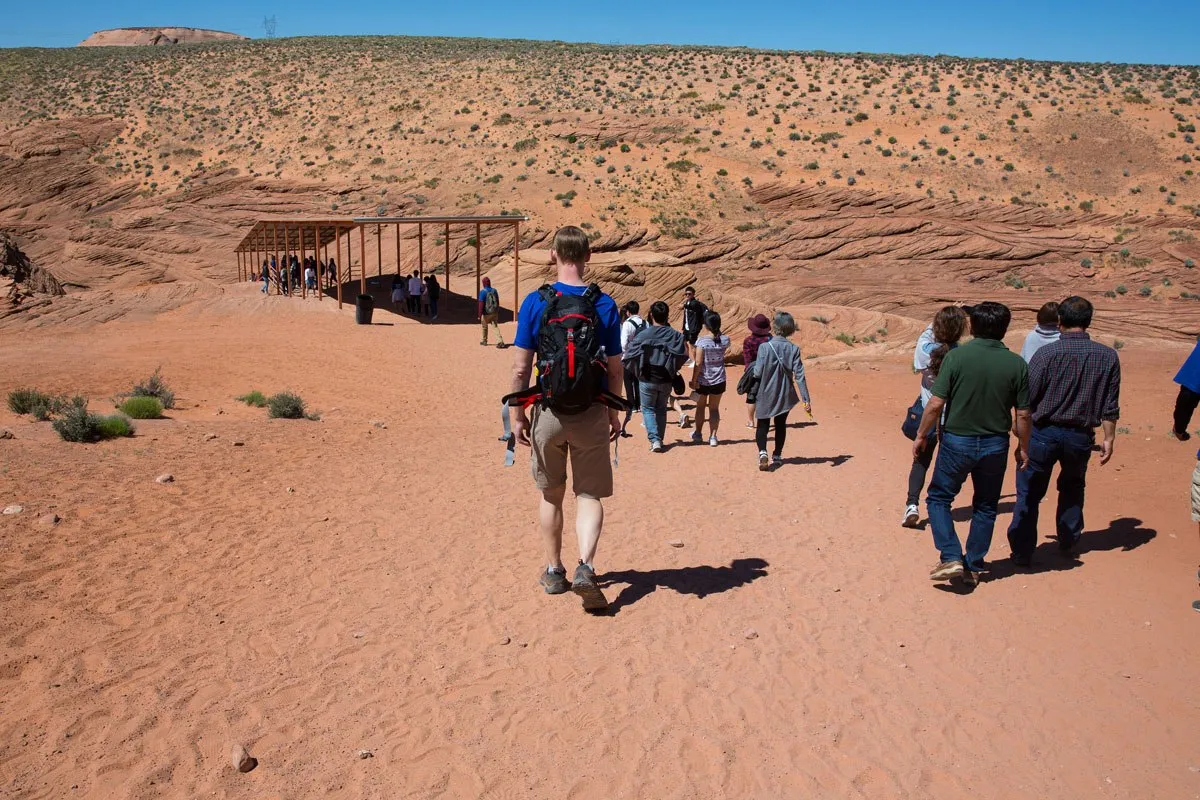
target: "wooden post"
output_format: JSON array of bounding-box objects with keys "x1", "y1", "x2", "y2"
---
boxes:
[
  {"x1": 359, "y1": 225, "x2": 367, "y2": 296},
  {"x1": 513, "y1": 222, "x2": 520, "y2": 321},
  {"x1": 314, "y1": 224, "x2": 322, "y2": 301},
  {"x1": 300, "y1": 226, "x2": 308, "y2": 299},
  {"x1": 285, "y1": 224, "x2": 293, "y2": 297},
  {"x1": 444, "y1": 222, "x2": 451, "y2": 294},
  {"x1": 336, "y1": 227, "x2": 344, "y2": 310},
  {"x1": 394, "y1": 222, "x2": 401, "y2": 283},
  {"x1": 417, "y1": 223, "x2": 424, "y2": 278},
  {"x1": 376, "y1": 224, "x2": 382, "y2": 282},
  {"x1": 475, "y1": 222, "x2": 482, "y2": 300}
]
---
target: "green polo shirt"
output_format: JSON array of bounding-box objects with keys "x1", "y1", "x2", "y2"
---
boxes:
[{"x1": 931, "y1": 338, "x2": 1029, "y2": 436}]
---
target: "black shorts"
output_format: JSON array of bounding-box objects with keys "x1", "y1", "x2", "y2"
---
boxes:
[
  {"x1": 683, "y1": 330, "x2": 700, "y2": 346},
  {"x1": 696, "y1": 381, "x2": 726, "y2": 396}
]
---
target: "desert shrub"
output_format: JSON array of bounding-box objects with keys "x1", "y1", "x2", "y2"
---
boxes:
[
  {"x1": 1113, "y1": 339, "x2": 1125, "y2": 350},
  {"x1": 119, "y1": 396, "x2": 163, "y2": 419},
  {"x1": 1138, "y1": 286, "x2": 1152, "y2": 297},
  {"x1": 237, "y1": 390, "x2": 267, "y2": 407},
  {"x1": 1080, "y1": 258, "x2": 1093, "y2": 268},
  {"x1": 834, "y1": 332, "x2": 857, "y2": 346},
  {"x1": 52, "y1": 398, "x2": 130, "y2": 442},
  {"x1": 130, "y1": 368, "x2": 175, "y2": 409},
  {"x1": 1186, "y1": 259, "x2": 1196, "y2": 269},
  {"x1": 810, "y1": 316, "x2": 830, "y2": 324},
  {"x1": 267, "y1": 391, "x2": 306, "y2": 419},
  {"x1": 7, "y1": 388, "x2": 50, "y2": 415},
  {"x1": 96, "y1": 415, "x2": 136, "y2": 439},
  {"x1": 1116, "y1": 284, "x2": 1128, "y2": 295}
]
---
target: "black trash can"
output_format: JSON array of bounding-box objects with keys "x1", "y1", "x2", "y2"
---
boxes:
[{"x1": 355, "y1": 294, "x2": 374, "y2": 325}]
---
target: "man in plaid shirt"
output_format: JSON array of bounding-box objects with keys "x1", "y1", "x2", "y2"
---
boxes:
[{"x1": 1007, "y1": 296, "x2": 1120, "y2": 566}]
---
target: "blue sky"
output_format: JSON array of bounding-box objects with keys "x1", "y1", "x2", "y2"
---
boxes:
[{"x1": 2, "y1": 0, "x2": 1197, "y2": 65}]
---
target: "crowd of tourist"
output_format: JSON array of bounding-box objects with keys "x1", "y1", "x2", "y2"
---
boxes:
[
  {"x1": 256, "y1": 254, "x2": 337, "y2": 295},
  {"x1": 502, "y1": 224, "x2": 1197, "y2": 614}
]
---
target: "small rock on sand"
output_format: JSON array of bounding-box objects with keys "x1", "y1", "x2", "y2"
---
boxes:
[
  {"x1": 370, "y1": 419, "x2": 387, "y2": 429},
  {"x1": 155, "y1": 474, "x2": 174, "y2": 484},
  {"x1": 232, "y1": 440, "x2": 245, "y2": 447},
  {"x1": 0, "y1": 429, "x2": 13, "y2": 439},
  {"x1": 3, "y1": 505, "x2": 23, "y2": 515},
  {"x1": 667, "y1": 539, "x2": 684, "y2": 548},
  {"x1": 743, "y1": 628, "x2": 759, "y2": 640},
  {"x1": 358, "y1": 749, "x2": 374, "y2": 759},
  {"x1": 37, "y1": 513, "x2": 60, "y2": 527},
  {"x1": 498, "y1": 635, "x2": 511, "y2": 646},
  {"x1": 231, "y1": 744, "x2": 257, "y2": 773},
  {"x1": 204, "y1": 433, "x2": 218, "y2": 441}
]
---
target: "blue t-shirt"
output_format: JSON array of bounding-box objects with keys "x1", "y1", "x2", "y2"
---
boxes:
[{"x1": 514, "y1": 282, "x2": 622, "y2": 357}]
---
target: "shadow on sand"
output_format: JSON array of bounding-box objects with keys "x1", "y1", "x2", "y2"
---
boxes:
[
  {"x1": 934, "y1": 516, "x2": 1157, "y2": 594},
  {"x1": 597, "y1": 557, "x2": 769, "y2": 615}
]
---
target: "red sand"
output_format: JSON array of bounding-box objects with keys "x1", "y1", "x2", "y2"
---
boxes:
[{"x1": 2, "y1": 288, "x2": 1198, "y2": 799}]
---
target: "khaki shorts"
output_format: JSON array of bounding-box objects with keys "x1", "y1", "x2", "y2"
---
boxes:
[
  {"x1": 530, "y1": 404, "x2": 613, "y2": 499},
  {"x1": 1191, "y1": 462, "x2": 1200, "y2": 523}
]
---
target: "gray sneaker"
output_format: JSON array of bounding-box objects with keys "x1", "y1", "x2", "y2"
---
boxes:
[
  {"x1": 571, "y1": 562, "x2": 608, "y2": 611},
  {"x1": 929, "y1": 560, "x2": 964, "y2": 581},
  {"x1": 539, "y1": 566, "x2": 569, "y2": 595}
]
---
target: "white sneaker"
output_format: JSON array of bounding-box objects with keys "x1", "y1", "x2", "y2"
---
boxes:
[
  {"x1": 758, "y1": 451, "x2": 770, "y2": 471},
  {"x1": 679, "y1": 413, "x2": 689, "y2": 429},
  {"x1": 709, "y1": 435, "x2": 718, "y2": 447},
  {"x1": 650, "y1": 440, "x2": 663, "y2": 453},
  {"x1": 902, "y1": 505, "x2": 920, "y2": 528}
]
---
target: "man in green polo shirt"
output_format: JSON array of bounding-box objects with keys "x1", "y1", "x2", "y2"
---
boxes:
[{"x1": 913, "y1": 302, "x2": 1031, "y2": 587}]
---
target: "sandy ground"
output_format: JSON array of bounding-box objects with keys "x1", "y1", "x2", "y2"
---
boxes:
[{"x1": 2, "y1": 286, "x2": 1199, "y2": 799}]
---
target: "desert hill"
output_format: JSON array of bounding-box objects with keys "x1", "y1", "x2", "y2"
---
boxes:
[
  {"x1": 78, "y1": 28, "x2": 248, "y2": 47},
  {"x1": 1, "y1": 36, "x2": 1198, "y2": 339}
]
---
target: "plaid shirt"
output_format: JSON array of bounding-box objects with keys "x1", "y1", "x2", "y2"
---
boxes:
[{"x1": 1027, "y1": 332, "x2": 1120, "y2": 428}]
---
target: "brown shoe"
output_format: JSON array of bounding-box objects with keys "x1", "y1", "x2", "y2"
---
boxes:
[{"x1": 929, "y1": 560, "x2": 964, "y2": 581}]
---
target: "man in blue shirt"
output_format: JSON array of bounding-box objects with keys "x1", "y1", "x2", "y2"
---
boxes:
[
  {"x1": 510, "y1": 226, "x2": 623, "y2": 611},
  {"x1": 477, "y1": 277, "x2": 504, "y2": 347}
]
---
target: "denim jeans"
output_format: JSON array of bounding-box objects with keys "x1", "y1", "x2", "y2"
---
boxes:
[
  {"x1": 1006, "y1": 425, "x2": 1093, "y2": 558},
  {"x1": 926, "y1": 432, "x2": 1009, "y2": 572},
  {"x1": 639, "y1": 381, "x2": 671, "y2": 445}
]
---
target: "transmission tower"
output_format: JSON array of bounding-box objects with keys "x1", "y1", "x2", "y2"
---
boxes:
[{"x1": 263, "y1": 16, "x2": 277, "y2": 39}]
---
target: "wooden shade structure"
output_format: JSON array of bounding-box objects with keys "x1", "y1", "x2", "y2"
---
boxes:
[{"x1": 233, "y1": 214, "x2": 528, "y2": 316}]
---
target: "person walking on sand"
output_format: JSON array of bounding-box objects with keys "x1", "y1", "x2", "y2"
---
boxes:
[
  {"x1": 914, "y1": 302, "x2": 1031, "y2": 588},
  {"x1": 398, "y1": 275, "x2": 412, "y2": 311},
  {"x1": 1006, "y1": 296, "x2": 1119, "y2": 568},
  {"x1": 408, "y1": 272, "x2": 423, "y2": 314},
  {"x1": 478, "y1": 277, "x2": 504, "y2": 346},
  {"x1": 680, "y1": 286, "x2": 708, "y2": 367},
  {"x1": 1020, "y1": 301, "x2": 1061, "y2": 363},
  {"x1": 903, "y1": 306, "x2": 968, "y2": 528},
  {"x1": 1171, "y1": 336, "x2": 1200, "y2": 442},
  {"x1": 752, "y1": 311, "x2": 812, "y2": 471},
  {"x1": 690, "y1": 312, "x2": 731, "y2": 446},
  {"x1": 619, "y1": 301, "x2": 647, "y2": 437},
  {"x1": 425, "y1": 272, "x2": 441, "y2": 320},
  {"x1": 622, "y1": 301, "x2": 687, "y2": 453},
  {"x1": 742, "y1": 314, "x2": 772, "y2": 430},
  {"x1": 1169, "y1": 337, "x2": 1200, "y2": 611},
  {"x1": 507, "y1": 226, "x2": 625, "y2": 611},
  {"x1": 261, "y1": 260, "x2": 270, "y2": 294}
]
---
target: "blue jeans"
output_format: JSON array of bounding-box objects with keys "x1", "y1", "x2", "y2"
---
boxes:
[
  {"x1": 926, "y1": 432, "x2": 1009, "y2": 572},
  {"x1": 1007, "y1": 425, "x2": 1093, "y2": 558},
  {"x1": 639, "y1": 381, "x2": 671, "y2": 445}
]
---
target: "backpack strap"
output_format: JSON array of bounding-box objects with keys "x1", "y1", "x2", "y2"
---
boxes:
[
  {"x1": 582, "y1": 283, "x2": 602, "y2": 304},
  {"x1": 501, "y1": 385, "x2": 543, "y2": 409},
  {"x1": 537, "y1": 284, "x2": 557, "y2": 302}
]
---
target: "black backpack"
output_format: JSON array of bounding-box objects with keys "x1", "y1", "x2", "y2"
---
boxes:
[{"x1": 503, "y1": 284, "x2": 627, "y2": 414}]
